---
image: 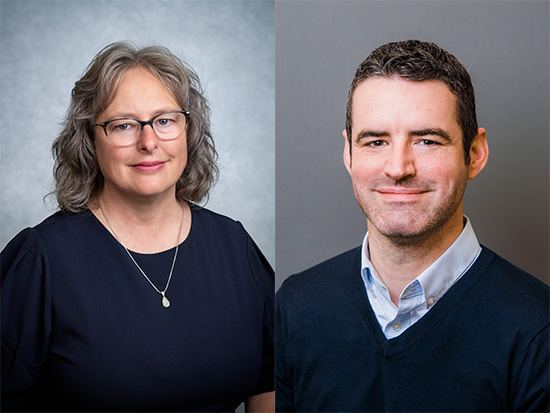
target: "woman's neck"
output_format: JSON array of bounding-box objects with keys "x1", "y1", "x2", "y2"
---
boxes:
[{"x1": 89, "y1": 188, "x2": 191, "y2": 254}]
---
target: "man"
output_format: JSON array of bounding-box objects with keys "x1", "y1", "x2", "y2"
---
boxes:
[{"x1": 276, "y1": 40, "x2": 549, "y2": 412}]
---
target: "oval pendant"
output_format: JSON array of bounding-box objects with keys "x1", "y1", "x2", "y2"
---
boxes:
[{"x1": 162, "y1": 296, "x2": 170, "y2": 308}]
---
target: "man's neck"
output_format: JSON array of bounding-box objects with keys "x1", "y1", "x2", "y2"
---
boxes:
[{"x1": 367, "y1": 215, "x2": 465, "y2": 306}]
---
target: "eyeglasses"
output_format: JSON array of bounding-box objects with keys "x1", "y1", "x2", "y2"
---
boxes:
[{"x1": 94, "y1": 110, "x2": 190, "y2": 147}]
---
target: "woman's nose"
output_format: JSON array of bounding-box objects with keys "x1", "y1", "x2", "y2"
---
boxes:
[{"x1": 137, "y1": 124, "x2": 158, "y2": 152}]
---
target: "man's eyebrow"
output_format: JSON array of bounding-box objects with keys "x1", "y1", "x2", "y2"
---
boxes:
[
  {"x1": 410, "y1": 128, "x2": 452, "y2": 142},
  {"x1": 355, "y1": 130, "x2": 389, "y2": 143}
]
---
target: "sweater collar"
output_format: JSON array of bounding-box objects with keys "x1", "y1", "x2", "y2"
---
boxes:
[{"x1": 361, "y1": 216, "x2": 482, "y2": 310}]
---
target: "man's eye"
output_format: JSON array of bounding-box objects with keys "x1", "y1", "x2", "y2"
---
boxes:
[
  {"x1": 419, "y1": 139, "x2": 440, "y2": 146},
  {"x1": 366, "y1": 140, "x2": 386, "y2": 147}
]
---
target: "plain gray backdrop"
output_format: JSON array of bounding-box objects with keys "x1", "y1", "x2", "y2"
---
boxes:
[
  {"x1": 275, "y1": 0, "x2": 549, "y2": 289},
  {"x1": 0, "y1": 1, "x2": 275, "y2": 269}
]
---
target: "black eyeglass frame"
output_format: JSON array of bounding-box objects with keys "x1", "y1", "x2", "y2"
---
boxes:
[{"x1": 94, "y1": 110, "x2": 190, "y2": 145}]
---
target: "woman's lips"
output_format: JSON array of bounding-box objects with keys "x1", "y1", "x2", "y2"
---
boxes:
[{"x1": 131, "y1": 161, "x2": 166, "y2": 172}]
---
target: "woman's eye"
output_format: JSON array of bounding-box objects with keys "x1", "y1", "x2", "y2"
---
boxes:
[
  {"x1": 113, "y1": 123, "x2": 133, "y2": 132},
  {"x1": 156, "y1": 118, "x2": 173, "y2": 127}
]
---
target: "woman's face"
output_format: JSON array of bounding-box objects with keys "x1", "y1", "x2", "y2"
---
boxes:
[{"x1": 94, "y1": 67, "x2": 187, "y2": 202}]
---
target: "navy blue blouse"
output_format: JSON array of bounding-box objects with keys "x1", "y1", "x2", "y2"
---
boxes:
[{"x1": 1, "y1": 207, "x2": 274, "y2": 412}]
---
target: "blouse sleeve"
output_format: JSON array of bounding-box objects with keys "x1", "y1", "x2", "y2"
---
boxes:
[
  {"x1": 1, "y1": 228, "x2": 53, "y2": 411},
  {"x1": 244, "y1": 227, "x2": 275, "y2": 396}
]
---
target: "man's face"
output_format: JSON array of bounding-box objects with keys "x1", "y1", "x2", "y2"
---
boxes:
[{"x1": 343, "y1": 77, "x2": 486, "y2": 244}]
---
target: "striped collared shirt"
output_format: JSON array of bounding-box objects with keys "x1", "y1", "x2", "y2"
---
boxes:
[{"x1": 360, "y1": 217, "x2": 482, "y2": 339}]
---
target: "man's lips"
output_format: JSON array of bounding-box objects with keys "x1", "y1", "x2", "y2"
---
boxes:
[
  {"x1": 375, "y1": 188, "x2": 430, "y2": 200},
  {"x1": 131, "y1": 161, "x2": 166, "y2": 172}
]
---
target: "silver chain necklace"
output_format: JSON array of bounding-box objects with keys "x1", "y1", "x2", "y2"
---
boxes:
[{"x1": 99, "y1": 201, "x2": 184, "y2": 308}]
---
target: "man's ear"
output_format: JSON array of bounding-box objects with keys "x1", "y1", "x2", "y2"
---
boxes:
[
  {"x1": 343, "y1": 129, "x2": 352, "y2": 174},
  {"x1": 468, "y1": 127, "x2": 489, "y2": 179}
]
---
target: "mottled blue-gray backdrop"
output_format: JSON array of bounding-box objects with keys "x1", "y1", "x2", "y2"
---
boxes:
[{"x1": 0, "y1": 0, "x2": 275, "y2": 269}]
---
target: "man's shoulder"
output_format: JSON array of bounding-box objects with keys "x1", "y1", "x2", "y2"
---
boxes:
[
  {"x1": 277, "y1": 246, "x2": 361, "y2": 301},
  {"x1": 462, "y1": 247, "x2": 549, "y2": 337},
  {"x1": 479, "y1": 246, "x2": 549, "y2": 312}
]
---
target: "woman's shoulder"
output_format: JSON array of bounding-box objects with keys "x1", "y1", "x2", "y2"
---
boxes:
[
  {"x1": 190, "y1": 205, "x2": 247, "y2": 235},
  {"x1": 0, "y1": 213, "x2": 66, "y2": 282},
  {"x1": 191, "y1": 206, "x2": 274, "y2": 297},
  {"x1": 190, "y1": 206, "x2": 272, "y2": 266},
  {"x1": 31, "y1": 210, "x2": 96, "y2": 239},
  {"x1": 2, "y1": 210, "x2": 97, "y2": 259},
  {"x1": 36, "y1": 209, "x2": 95, "y2": 226}
]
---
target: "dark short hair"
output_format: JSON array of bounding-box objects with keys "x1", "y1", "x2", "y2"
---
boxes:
[
  {"x1": 51, "y1": 42, "x2": 218, "y2": 212},
  {"x1": 345, "y1": 40, "x2": 477, "y2": 163}
]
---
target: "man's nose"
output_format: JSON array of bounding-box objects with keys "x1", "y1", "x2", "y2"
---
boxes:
[{"x1": 384, "y1": 143, "x2": 416, "y2": 181}]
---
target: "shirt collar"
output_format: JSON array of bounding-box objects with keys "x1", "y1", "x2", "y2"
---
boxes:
[{"x1": 361, "y1": 216, "x2": 481, "y2": 308}]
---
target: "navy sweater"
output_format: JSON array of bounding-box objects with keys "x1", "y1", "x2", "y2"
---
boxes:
[{"x1": 276, "y1": 247, "x2": 549, "y2": 412}]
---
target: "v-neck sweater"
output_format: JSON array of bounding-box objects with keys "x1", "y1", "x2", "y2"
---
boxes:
[{"x1": 276, "y1": 247, "x2": 549, "y2": 412}]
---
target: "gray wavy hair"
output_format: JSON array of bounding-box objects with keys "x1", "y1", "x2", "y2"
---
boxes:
[{"x1": 51, "y1": 42, "x2": 218, "y2": 212}]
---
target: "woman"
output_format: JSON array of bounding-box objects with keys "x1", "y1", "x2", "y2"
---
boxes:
[{"x1": 1, "y1": 42, "x2": 274, "y2": 412}]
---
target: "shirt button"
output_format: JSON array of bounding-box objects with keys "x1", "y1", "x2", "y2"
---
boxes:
[
  {"x1": 392, "y1": 321, "x2": 402, "y2": 332},
  {"x1": 427, "y1": 297, "x2": 436, "y2": 307}
]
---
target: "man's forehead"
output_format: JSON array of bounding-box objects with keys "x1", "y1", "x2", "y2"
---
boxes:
[
  {"x1": 351, "y1": 77, "x2": 459, "y2": 123},
  {"x1": 353, "y1": 76, "x2": 454, "y2": 98},
  {"x1": 352, "y1": 77, "x2": 460, "y2": 135}
]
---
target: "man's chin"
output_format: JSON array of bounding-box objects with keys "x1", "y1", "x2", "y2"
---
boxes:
[
  {"x1": 367, "y1": 218, "x2": 435, "y2": 245},
  {"x1": 384, "y1": 231, "x2": 429, "y2": 246}
]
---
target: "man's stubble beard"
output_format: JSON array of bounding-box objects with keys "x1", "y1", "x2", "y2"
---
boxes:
[{"x1": 352, "y1": 174, "x2": 468, "y2": 247}]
